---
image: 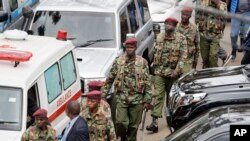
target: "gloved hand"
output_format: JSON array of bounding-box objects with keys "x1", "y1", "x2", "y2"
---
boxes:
[{"x1": 143, "y1": 102, "x2": 152, "y2": 111}]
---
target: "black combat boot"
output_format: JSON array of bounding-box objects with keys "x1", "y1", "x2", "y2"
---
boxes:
[
  {"x1": 231, "y1": 49, "x2": 237, "y2": 61},
  {"x1": 238, "y1": 37, "x2": 244, "y2": 52},
  {"x1": 146, "y1": 117, "x2": 158, "y2": 133}
]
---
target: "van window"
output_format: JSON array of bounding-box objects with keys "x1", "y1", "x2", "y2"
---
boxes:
[
  {"x1": 120, "y1": 10, "x2": 129, "y2": 43},
  {"x1": 0, "y1": 86, "x2": 22, "y2": 131},
  {"x1": 127, "y1": 2, "x2": 139, "y2": 33},
  {"x1": 137, "y1": 0, "x2": 151, "y2": 24},
  {"x1": 60, "y1": 51, "x2": 77, "y2": 90},
  {"x1": 45, "y1": 63, "x2": 62, "y2": 103},
  {"x1": 9, "y1": 0, "x2": 18, "y2": 11}
]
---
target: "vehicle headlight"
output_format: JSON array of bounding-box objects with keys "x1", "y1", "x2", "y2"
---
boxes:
[
  {"x1": 81, "y1": 78, "x2": 106, "y2": 93},
  {"x1": 172, "y1": 92, "x2": 207, "y2": 114}
]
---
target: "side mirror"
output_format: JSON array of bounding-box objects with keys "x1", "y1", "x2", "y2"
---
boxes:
[
  {"x1": 0, "y1": 11, "x2": 8, "y2": 22},
  {"x1": 21, "y1": 6, "x2": 34, "y2": 31},
  {"x1": 22, "y1": 6, "x2": 34, "y2": 18}
]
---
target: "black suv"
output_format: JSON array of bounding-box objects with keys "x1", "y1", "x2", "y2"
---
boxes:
[
  {"x1": 164, "y1": 104, "x2": 250, "y2": 141},
  {"x1": 166, "y1": 65, "x2": 250, "y2": 132}
]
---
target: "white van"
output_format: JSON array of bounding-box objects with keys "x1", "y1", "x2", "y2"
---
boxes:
[
  {"x1": 0, "y1": 0, "x2": 39, "y2": 32},
  {"x1": 0, "y1": 30, "x2": 81, "y2": 141},
  {"x1": 25, "y1": 0, "x2": 155, "y2": 93}
]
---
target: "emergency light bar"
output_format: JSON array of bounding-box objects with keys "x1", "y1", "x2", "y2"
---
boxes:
[{"x1": 0, "y1": 49, "x2": 32, "y2": 67}]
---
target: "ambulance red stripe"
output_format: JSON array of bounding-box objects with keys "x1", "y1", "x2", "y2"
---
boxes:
[{"x1": 48, "y1": 90, "x2": 82, "y2": 122}]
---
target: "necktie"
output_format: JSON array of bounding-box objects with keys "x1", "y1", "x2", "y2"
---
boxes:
[{"x1": 230, "y1": 0, "x2": 238, "y2": 13}]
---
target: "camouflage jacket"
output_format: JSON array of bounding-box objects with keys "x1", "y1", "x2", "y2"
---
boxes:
[
  {"x1": 21, "y1": 125, "x2": 56, "y2": 141},
  {"x1": 102, "y1": 55, "x2": 152, "y2": 105},
  {"x1": 176, "y1": 22, "x2": 200, "y2": 65},
  {"x1": 195, "y1": 0, "x2": 227, "y2": 39},
  {"x1": 80, "y1": 103, "x2": 116, "y2": 141},
  {"x1": 153, "y1": 32, "x2": 188, "y2": 77}
]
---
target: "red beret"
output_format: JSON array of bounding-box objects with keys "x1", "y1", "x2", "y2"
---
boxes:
[
  {"x1": 88, "y1": 80, "x2": 103, "y2": 89},
  {"x1": 86, "y1": 90, "x2": 102, "y2": 99},
  {"x1": 181, "y1": 7, "x2": 193, "y2": 13},
  {"x1": 124, "y1": 38, "x2": 137, "y2": 45},
  {"x1": 165, "y1": 17, "x2": 178, "y2": 24},
  {"x1": 33, "y1": 108, "x2": 48, "y2": 118}
]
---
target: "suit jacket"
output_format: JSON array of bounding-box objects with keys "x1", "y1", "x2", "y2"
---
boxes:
[{"x1": 65, "y1": 116, "x2": 90, "y2": 141}]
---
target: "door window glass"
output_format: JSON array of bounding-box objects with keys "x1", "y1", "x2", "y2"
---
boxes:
[
  {"x1": 119, "y1": 10, "x2": 129, "y2": 44},
  {"x1": 60, "y1": 51, "x2": 77, "y2": 90},
  {"x1": 137, "y1": 0, "x2": 151, "y2": 24},
  {"x1": 45, "y1": 63, "x2": 62, "y2": 103},
  {"x1": 127, "y1": 2, "x2": 139, "y2": 33},
  {"x1": 9, "y1": 0, "x2": 18, "y2": 11}
]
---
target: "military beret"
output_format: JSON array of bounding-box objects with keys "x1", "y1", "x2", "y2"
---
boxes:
[
  {"x1": 165, "y1": 17, "x2": 178, "y2": 24},
  {"x1": 33, "y1": 108, "x2": 48, "y2": 118},
  {"x1": 181, "y1": 7, "x2": 193, "y2": 13},
  {"x1": 124, "y1": 38, "x2": 137, "y2": 45},
  {"x1": 88, "y1": 80, "x2": 103, "y2": 89},
  {"x1": 86, "y1": 90, "x2": 102, "y2": 99}
]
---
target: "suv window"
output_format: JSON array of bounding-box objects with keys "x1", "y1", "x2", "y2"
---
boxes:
[
  {"x1": 60, "y1": 51, "x2": 77, "y2": 90},
  {"x1": 137, "y1": 0, "x2": 150, "y2": 24},
  {"x1": 120, "y1": 10, "x2": 129, "y2": 43},
  {"x1": 45, "y1": 63, "x2": 62, "y2": 103},
  {"x1": 127, "y1": 2, "x2": 139, "y2": 33}
]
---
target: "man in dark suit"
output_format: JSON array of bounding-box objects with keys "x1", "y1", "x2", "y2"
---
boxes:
[{"x1": 61, "y1": 101, "x2": 90, "y2": 141}]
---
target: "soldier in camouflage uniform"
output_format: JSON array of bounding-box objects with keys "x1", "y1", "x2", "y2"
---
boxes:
[
  {"x1": 195, "y1": 0, "x2": 227, "y2": 68},
  {"x1": 22, "y1": 108, "x2": 56, "y2": 141},
  {"x1": 81, "y1": 90, "x2": 116, "y2": 141},
  {"x1": 146, "y1": 17, "x2": 188, "y2": 133},
  {"x1": 102, "y1": 38, "x2": 152, "y2": 141},
  {"x1": 81, "y1": 80, "x2": 111, "y2": 115},
  {"x1": 176, "y1": 7, "x2": 200, "y2": 73}
]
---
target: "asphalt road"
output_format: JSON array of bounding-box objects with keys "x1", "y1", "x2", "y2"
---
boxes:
[{"x1": 136, "y1": 0, "x2": 244, "y2": 140}]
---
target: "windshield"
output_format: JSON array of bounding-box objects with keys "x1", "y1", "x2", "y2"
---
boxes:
[
  {"x1": 0, "y1": 86, "x2": 22, "y2": 131},
  {"x1": 31, "y1": 11, "x2": 116, "y2": 48}
]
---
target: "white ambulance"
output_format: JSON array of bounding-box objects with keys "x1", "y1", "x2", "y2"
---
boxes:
[
  {"x1": 0, "y1": 30, "x2": 81, "y2": 141},
  {"x1": 25, "y1": 0, "x2": 155, "y2": 93}
]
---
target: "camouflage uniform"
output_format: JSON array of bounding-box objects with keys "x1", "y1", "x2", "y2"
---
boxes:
[
  {"x1": 80, "y1": 101, "x2": 116, "y2": 141},
  {"x1": 102, "y1": 55, "x2": 152, "y2": 141},
  {"x1": 151, "y1": 32, "x2": 188, "y2": 118},
  {"x1": 81, "y1": 99, "x2": 111, "y2": 114},
  {"x1": 176, "y1": 22, "x2": 200, "y2": 73},
  {"x1": 22, "y1": 125, "x2": 56, "y2": 141},
  {"x1": 195, "y1": 0, "x2": 227, "y2": 68}
]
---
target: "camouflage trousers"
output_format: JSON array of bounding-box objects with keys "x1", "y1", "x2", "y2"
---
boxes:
[
  {"x1": 151, "y1": 75, "x2": 177, "y2": 118},
  {"x1": 200, "y1": 36, "x2": 220, "y2": 69},
  {"x1": 116, "y1": 102, "x2": 143, "y2": 141}
]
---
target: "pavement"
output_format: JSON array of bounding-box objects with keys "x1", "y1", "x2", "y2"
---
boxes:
[{"x1": 136, "y1": 0, "x2": 244, "y2": 140}]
